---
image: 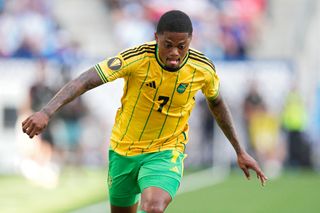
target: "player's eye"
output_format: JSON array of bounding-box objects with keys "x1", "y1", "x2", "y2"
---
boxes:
[
  {"x1": 178, "y1": 45, "x2": 185, "y2": 50},
  {"x1": 165, "y1": 43, "x2": 172, "y2": 48}
]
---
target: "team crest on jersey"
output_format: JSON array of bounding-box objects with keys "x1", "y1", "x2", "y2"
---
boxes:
[
  {"x1": 107, "y1": 57, "x2": 122, "y2": 70},
  {"x1": 177, "y1": 83, "x2": 189, "y2": 94}
]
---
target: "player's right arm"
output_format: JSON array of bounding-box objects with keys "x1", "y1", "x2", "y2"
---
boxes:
[{"x1": 22, "y1": 67, "x2": 103, "y2": 138}]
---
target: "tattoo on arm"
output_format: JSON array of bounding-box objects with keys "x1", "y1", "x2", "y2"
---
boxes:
[
  {"x1": 207, "y1": 97, "x2": 243, "y2": 154},
  {"x1": 41, "y1": 67, "x2": 103, "y2": 118}
]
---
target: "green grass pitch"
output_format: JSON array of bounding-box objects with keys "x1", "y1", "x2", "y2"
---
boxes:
[
  {"x1": 1, "y1": 168, "x2": 319, "y2": 212},
  {"x1": 167, "y1": 170, "x2": 320, "y2": 213}
]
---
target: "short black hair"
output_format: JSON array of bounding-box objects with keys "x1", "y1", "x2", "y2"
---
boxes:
[{"x1": 156, "y1": 10, "x2": 193, "y2": 35}]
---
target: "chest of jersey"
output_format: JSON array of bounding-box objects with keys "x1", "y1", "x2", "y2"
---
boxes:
[{"x1": 129, "y1": 60, "x2": 204, "y2": 114}]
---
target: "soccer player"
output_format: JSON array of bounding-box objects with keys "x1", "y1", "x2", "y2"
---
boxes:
[{"x1": 22, "y1": 10, "x2": 268, "y2": 213}]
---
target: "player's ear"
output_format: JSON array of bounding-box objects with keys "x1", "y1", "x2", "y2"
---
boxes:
[{"x1": 155, "y1": 32, "x2": 158, "y2": 42}]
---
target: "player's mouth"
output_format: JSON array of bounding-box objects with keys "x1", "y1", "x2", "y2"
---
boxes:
[{"x1": 166, "y1": 58, "x2": 180, "y2": 67}]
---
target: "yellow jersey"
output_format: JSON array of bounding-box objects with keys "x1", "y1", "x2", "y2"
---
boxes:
[{"x1": 95, "y1": 41, "x2": 220, "y2": 156}]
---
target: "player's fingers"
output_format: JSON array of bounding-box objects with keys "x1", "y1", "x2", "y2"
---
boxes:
[
  {"x1": 23, "y1": 118, "x2": 35, "y2": 131},
  {"x1": 22, "y1": 118, "x2": 32, "y2": 133},
  {"x1": 22, "y1": 115, "x2": 33, "y2": 124},
  {"x1": 256, "y1": 171, "x2": 268, "y2": 186},
  {"x1": 29, "y1": 129, "x2": 37, "y2": 138},
  {"x1": 260, "y1": 175, "x2": 267, "y2": 186},
  {"x1": 25, "y1": 123, "x2": 35, "y2": 137},
  {"x1": 241, "y1": 167, "x2": 250, "y2": 180},
  {"x1": 22, "y1": 118, "x2": 28, "y2": 126}
]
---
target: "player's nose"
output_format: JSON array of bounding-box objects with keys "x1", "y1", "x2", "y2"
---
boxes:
[{"x1": 169, "y1": 47, "x2": 179, "y2": 57}]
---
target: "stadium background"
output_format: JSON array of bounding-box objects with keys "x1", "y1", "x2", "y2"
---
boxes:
[{"x1": 0, "y1": 0, "x2": 319, "y2": 212}]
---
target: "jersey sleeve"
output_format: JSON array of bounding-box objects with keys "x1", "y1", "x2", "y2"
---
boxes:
[
  {"x1": 94, "y1": 54, "x2": 130, "y2": 83},
  {"x1": 201, "y1": 68, "x2": 220, "y2": 101}
]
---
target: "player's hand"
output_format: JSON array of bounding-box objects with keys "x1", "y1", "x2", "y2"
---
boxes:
[
  {"x1": 22, "y1": 111, "x2": 49, "y2": 139},
  {"x1": 237, "y1": 151, "x2": 268, "y2": 186}
]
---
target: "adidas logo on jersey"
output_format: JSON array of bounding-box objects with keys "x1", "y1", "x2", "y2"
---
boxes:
[{"x1": 146, "y1": 81, "x2": 156, "y2": 89}]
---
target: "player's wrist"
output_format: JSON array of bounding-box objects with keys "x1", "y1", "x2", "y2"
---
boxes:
[
  {"x1": 40, "y1": 108, "x2": 52, "y2": 119},
  {"x1": 235, "y1": 147, "x2": 246, "y2": 156}
]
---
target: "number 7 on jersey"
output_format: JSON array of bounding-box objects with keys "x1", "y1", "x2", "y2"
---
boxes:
[{"x1": 157, "y1": 96, "x2": 169, "y2": 112}]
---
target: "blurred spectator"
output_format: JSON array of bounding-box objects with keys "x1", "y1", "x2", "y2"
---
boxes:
[
  {"x1": 198, "y1": 97, "x2": 215, "y2": 167},
  {"x1": 243, "y1": 82, "x2": 265, "y2": 121},
  {"x1": 27, "y1": 60, "x2": 56, "y2": 162},
  {"x1": 282, "y1": 86, "x2": 311, "y2": 168},
  {"x1": 54, "y1": 66, "x2": 88, "y2": 167},
  {"x1": 17, "y1": 60, "x2": 59, "y2": 187},
  {"x1": 242, "y1": 82, "x2": 285, "y2": 178},
  {"x1": 242, "y1": 81, "x2": 265, "y2": 152},
  {"x1": 218, "y1": 12, "x2": 249, "y2": 60},
  {"x1": 247, "y1": 104, "x2": 285, "y2": 178}
]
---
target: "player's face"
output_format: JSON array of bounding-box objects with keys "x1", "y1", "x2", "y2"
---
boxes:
[{"x1": 155, "y1": 32, "x2": 192, "y2": 70}]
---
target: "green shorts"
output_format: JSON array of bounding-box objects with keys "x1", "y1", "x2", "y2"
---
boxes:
[{"x1": 107, "y1": 149, "x2": 186, "y2": 207}]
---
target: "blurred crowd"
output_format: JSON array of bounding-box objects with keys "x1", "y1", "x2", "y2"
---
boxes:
[
  {"x1": 105, "y1": 0, "x2": 267, "y2": 60},
  {"x1": 0, "y1": 0, "x2": 267, "y2": 61},
  {"x1": 0, "y1": 0, "x2": 81, "y2": 66}
]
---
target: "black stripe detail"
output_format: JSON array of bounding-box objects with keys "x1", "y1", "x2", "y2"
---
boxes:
[
  {"x1": 123, "y1": 50, "x2": 155, "y2": 60},
  {"x1": 121, "y1": 44, "x2": 156, "y2": 57},
  {"x1": 189, "y1": 55, "x2": 215, "y2": 71},
  {"x1": 121, "y1": 43, "x2": 156, "y2": 55},
  {"x1": 189, "y1": 51, "x2": 215, "y2": 69},
  {"x1": 120, "y1": 44, "x2": 149, "y2": 55},
  {"x1": 122, "y1": 46, "x2": 155, "y2": 58},
  {"x1": 189, "y1": 51, "x2": 214, "y2": 65},
  {"x1": 189, "y1": 49, "x2": 205, "y2": 56}
]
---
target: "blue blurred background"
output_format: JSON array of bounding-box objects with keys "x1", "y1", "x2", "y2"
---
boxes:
[{"x1": 0, "y1": 0, "x2": 319, "y2": 212}]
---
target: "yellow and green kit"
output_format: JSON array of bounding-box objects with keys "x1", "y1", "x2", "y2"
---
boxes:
[
  {"x1": 95, "y1": 41, "x2": 220, "y2": 156},
  {"x1": 95, "y1": 41, "x2": 220, "y2": 206}
]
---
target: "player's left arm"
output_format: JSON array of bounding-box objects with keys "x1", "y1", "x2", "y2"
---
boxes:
[
  {"x1": 207, "y1": 94, "x2": 268, "y2": 186},
  {"x1": 22, "y1": 67, "x2": 103, "y2": 138}
]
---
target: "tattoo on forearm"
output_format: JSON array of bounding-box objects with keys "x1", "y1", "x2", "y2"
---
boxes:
[
  {"x1": 209, "y1": 98, "x2": 242, "y2": 154},
  {"x1": 42, "y1": 68, "x2": 102, "y2": 117}
]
